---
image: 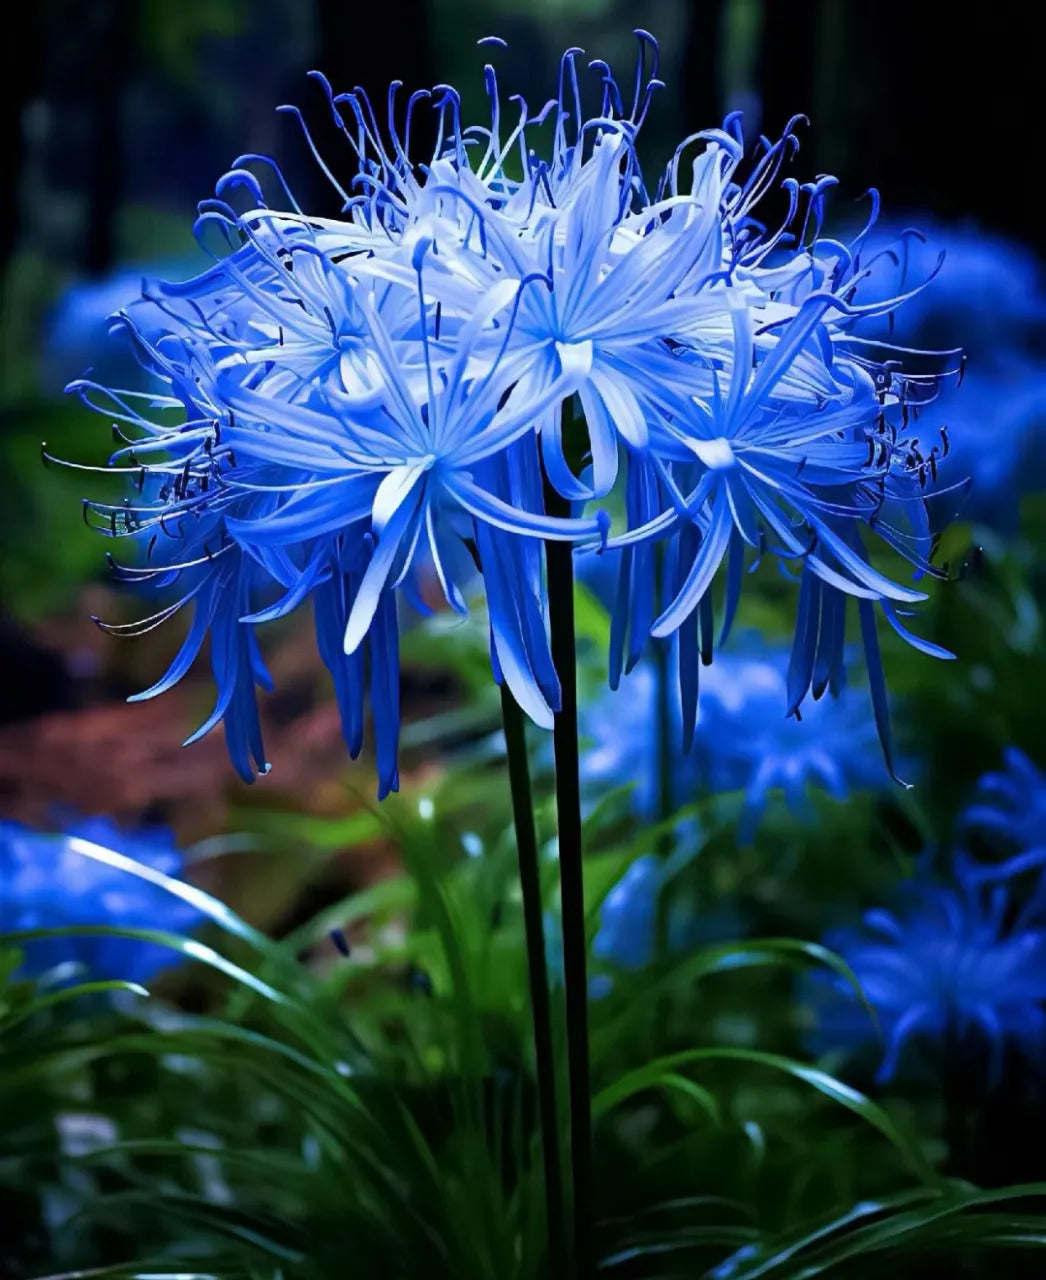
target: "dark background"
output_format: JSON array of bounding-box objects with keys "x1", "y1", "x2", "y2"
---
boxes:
[{"x1": 2, "y1": 0, "x2": 1037, "y2": 283}]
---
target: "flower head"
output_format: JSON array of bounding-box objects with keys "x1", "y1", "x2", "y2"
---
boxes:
[
  {"x1": 810, "y1": 855, "x2": 1046, "y2": 1085},
  {"x1": 963, "y1": 747, "x2": 1046, "y2": 859},
  {"x1": 64, "y1": 34, "x2": 959, "y2": 793},
  {"x1": 0, "y1": 815, "x2": 202, "y2": 984}
]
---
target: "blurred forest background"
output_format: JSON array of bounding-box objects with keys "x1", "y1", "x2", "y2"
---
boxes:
[{"x1": 0, "y1": 0, "x2": 1042, "y2": 914}]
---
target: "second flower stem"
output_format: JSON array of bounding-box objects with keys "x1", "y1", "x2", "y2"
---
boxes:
[
  {"x1": 545, "y1": 535, "x2": 594, "y2": 1280},
  {"x1": 499, "y1": 685, "x2": 567, "y2": 1276}
]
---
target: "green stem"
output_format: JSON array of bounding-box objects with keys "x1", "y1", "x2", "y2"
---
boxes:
[
  {"x1": 499, "y1": 686, "x2": 567, "y2": 1275},
  {"x1": 545, "y1": 536, "x2": 594, "y2": 1280}
]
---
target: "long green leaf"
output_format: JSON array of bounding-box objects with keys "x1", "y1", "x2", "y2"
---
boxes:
[
  {"x1": 3, "y1": 926, "x2": 288, "y2": 1005},
  {"x1": 593, "y1": 1047, "x2": 935, "y2": 1183},
  {"x1": 1, "y1": 978, "x2": 148, "y2": 1028}
]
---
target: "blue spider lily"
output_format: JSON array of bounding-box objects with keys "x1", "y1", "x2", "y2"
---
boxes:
[
  {"x1": 62, "y1": 33, "x2": 960, "y2": 792},
  {"x1": 810, "y1": 852, "x2": 1046, "y2": 1085},
  {"x1": 964, "y1": 747, "x2": 1046, "y2": 860}
]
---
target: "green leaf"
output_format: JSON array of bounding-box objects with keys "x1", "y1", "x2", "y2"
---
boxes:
[
  {"x1": 62, "y1": 836, "x2": 279, "y2": 958},
  {"x1": 593, "y1": 1047, "x2": 935, "y2": 1183},
  {"x1": 3, "y1": 926, "x2": 288, "y2": 1006},
  {"x1": 1, "y1": 978, "x2": 148, "y2": 1029},
  {"x1": 716, "y1": 1183, "x2": 1046, "y2": 1278},
  {"x1": 593, "y1": 938, "x2": 875, "y2": 1056}
]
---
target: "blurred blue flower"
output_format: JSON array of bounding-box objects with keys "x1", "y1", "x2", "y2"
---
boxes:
[
  {"x1": 695, "y1": 650, "x2": 892, "y2": 841},
  {"x1": 863, "y1": 221, "x2": 1046, "y2": 357},
  {"x1": 810, "y1": 856, "x2": 1046, "y2": 1084},
  {"x1": 0, "y1": 815, "x2": 201, "y2": 985},
  {"x1": 593, "y1": 856, "x2": 664, "y2": 973},
  {"x1": 43, "y1": 258, "x2": 203, "y2": 392},
  {"x1": 963, "y1": 746, "x2": 1046, "y2": 860},
  {"x1": 580, "y1": 648, "x2": 890, "y2": 840},
  {"x1": 547, "y1": 855, "x2": 733, "y2": 994},
  {"x1": 860, "y1": 222, "x2": 1046, "y2": 515},
  {"x1": 592, "y1": 855, "x2": 745, "y2": 992}
]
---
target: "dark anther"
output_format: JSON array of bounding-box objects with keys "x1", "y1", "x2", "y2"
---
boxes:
[{"x1": 939, "y1": 425, "x2": 950, "y2": 457}]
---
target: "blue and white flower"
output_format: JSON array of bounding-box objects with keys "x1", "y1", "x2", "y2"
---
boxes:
[{"x1": 63, "y1": 34, "x2": 960, "y2": 792}]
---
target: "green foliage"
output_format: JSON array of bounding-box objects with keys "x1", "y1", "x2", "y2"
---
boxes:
[{"x1": 4, "y1": 799, "x2": 1045, "y2": 1278}]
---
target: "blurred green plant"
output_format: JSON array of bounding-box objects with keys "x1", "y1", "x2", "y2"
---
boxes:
[{"x1": 4, "y1": 805, "x2": 1045, "y2": 1279}]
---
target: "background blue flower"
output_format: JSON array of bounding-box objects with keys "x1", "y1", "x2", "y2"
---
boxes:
[
  {"x1": 963, "y1": 746, "x2": 1046, "y2": 856},
  {"x1": 809, "y1": 852, "x2": 1046, "y2": 1085},
  {"x1": 0, "y1": 815, "x2": 202, "y2": 985},
  {"x1": 43, "y1": 258, "x2": 203, "y2": 392},
  {"x1": 579, "y1": 647, "x2": 890, "y2": 840},
  {"x1": 861, "y1": 222, "x2": 1046, "y2": 519}
]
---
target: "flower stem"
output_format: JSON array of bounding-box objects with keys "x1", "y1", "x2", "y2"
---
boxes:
[
  {"x1": 499, "y1": 685, "x2": 567, "y2": 1275},
  {"x1": 545, "y1": 536, "x2": 594, "y2": 1280}
]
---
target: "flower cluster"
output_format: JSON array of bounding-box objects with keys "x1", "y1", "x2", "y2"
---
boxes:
[
  {"x1": 581, "y1": 647, "x2": 890, "y2": 839},
  {"x1": 1, "y1": 814, "x2": 201, "y2": 984},
  {"x1": 68, "y1": 35, "x2": 958, "y2": 794}
]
